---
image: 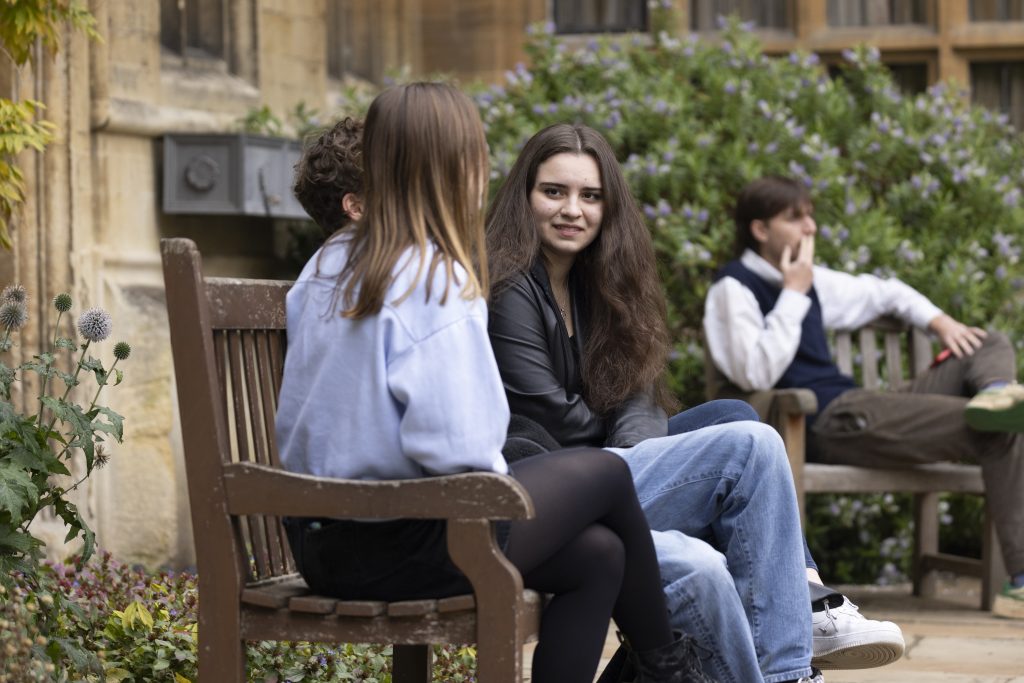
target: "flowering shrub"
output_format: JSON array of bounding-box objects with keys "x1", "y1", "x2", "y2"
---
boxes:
[
  {"x1": 2, "y1": 551, "x2": 478, "y2": 682},
  {"x1": 478, "y1": 18, "x2": 1024, "y2": 407},
  {"x1": 0, "y1": 286, "x2": 129, "y2": 587}
]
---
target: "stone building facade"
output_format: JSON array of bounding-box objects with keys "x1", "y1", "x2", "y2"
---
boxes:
[{"x1": 5, "y1": 0, "x2": 1024, "y2": 569}]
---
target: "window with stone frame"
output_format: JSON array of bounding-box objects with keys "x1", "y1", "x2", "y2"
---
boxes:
[
  {"x1": 326, "y1": 0, "x2": 376, "y2": 82},
  {"x1": 690, "y1": 0, "x2": 791, "y2": 31},
  {"x1": 826, "y1": 0, "x2": 928, "y2": 26},
  {"x1": 887, "y1": 62, "x2": 930, "y2": 94},
  {"x1": 161, "y1": 0, "x2": 228, "y2": 64},
  {"x1": 970, "y1": 0, "x2": 1024, "y2": 21},
  {"x1": 971, "y1": 61, "x2": 1024, "y2": 131},
  {"x1": 553, "y1": 0, "x2": 648, "y2": 34}
]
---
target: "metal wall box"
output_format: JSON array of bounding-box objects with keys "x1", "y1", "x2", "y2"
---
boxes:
[{"x1": 162, "y1": 133, "x2": 309, "y2": 219}]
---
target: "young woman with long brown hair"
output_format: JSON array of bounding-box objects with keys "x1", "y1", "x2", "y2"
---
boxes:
[
  {"x1": 486, "y1": 123, "x2": 822, "y2": 683},
  {"x1": 275, "y1": 85, "x2": 704, "y2": 683}
]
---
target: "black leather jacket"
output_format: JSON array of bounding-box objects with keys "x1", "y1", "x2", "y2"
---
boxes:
[{"x1": 488, "y1": 262, "x2": 667, "y2": 449}]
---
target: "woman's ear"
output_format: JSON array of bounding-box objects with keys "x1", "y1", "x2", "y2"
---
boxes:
[{"x1": 342, "y1": 193, "x2": 364, "y2": 221}]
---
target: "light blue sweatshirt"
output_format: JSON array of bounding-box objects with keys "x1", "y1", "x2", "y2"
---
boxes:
[{"x1": 275, "y1": 237, "x2": 510, "y2": 481}]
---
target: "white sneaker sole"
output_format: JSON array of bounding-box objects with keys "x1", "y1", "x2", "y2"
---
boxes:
[{"x1": 812, "y1": 633, "x2": 905, "y2": 670}]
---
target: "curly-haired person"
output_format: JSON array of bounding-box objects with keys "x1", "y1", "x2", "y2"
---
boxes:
[{"x1": 293, "y1": 116, "x2": 365, "y2": 234}]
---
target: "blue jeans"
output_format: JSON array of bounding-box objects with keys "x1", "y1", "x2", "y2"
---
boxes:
[
  {"x1": 668, "y1": 401, "x2": 818, "y2": 572},
  {"x1": 609, "y1": 403, "x2": 813, "y2": 683}
]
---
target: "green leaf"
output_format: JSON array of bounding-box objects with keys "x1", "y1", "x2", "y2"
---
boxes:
[
  {"x1": 0, "y1": 524, "x2": 35, "y2": 553},
  {"x1": 94, "y1": 406, "x2": 125, "y2": 442},
  {"x1": 104, "y1": 668, "x2": 133, "y2": 683},
  {"x1": 0, "y1": 460, "x2": 37, "y2": 519}
]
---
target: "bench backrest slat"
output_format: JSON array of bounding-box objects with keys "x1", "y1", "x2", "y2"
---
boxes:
[{"x1": 164, "y1": 242, "x2": 296, "y2": 587}]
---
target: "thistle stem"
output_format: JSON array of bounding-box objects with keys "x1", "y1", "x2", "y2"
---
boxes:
[
  {"x1": 88, "y1": 357, "x2": 119, "y2": 412},
  {"x1": 44, "y1": 340, "x2": 90, "y2": 435},
  {"x1": 36, "y1": 310, "x2": 64, "y2": 430}
]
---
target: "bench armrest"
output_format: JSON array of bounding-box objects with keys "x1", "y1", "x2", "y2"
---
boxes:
[
  {"x1": 222, "y1": 462, "x2": 534, "y2": 521},
  {"x1": 741, "y1": 388, "x2": 817, "y2": 423}
]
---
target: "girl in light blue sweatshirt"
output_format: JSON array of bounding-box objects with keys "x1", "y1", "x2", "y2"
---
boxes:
[{"x1": 275, "y1": 82, "x2": 704, "y2": 683}]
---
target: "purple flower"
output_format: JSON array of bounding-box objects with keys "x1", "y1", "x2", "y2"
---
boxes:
[
  {"x1": 644, "y1": 204, "x2": 657, "y2": 219},
  {"x1": 645, "y1": 161, "x2": 658, "y2": 175},
  {"x1": 764, "y1": 142, "x2": 778, "y2": 154},
  {"x1": 531, "y1": 104, "x2": 545, "y2": 115},
  {"x1": 723, "y1": 81, "x2": 737, "y2": 94},
  {"x1": 996, "y1": 265, "x2": 1008, "y2": 280},
  {"x1": 662, "y1": 150, "x2": 675, "y2": 163},
  {"x1": 697, "y1": 209, "x2": 709, "y2": 222}
]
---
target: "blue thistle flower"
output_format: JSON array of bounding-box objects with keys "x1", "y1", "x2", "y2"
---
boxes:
[
  {"x1": 53, "y1": 293, "x2": 73, "y2": 312},
  {"x1": 2, "y1": 284, "x2": 27, "y2": 304},
  {"x1": 0, "y1": 301, "x2": 28, "y2": 330},
  {"x1": 78, "y1": 307, "x2": 113, "y2": 342}
]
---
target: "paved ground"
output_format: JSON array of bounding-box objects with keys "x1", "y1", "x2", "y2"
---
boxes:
[{"x1": 523, "y1": 576, "x2": 1024, "y2": 682}]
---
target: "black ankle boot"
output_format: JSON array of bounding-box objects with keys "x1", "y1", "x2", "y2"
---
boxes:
[{"x1": 629, "y1": 632, "x2": 718, "y2": 683}]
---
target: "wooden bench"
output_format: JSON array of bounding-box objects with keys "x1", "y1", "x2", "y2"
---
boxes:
[
  {"x1": 161, "y1": 237, "x2": 542, "y2": 682},
  {"x1": 705, "y1": 316, "x2": 1004, "y2": 610}
]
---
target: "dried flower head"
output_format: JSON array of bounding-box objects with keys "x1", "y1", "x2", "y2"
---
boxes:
[
  {"x1": 0, "y1": 301, "x2": 28, "y2": 330},
  {"x1": 1, "y1": 284, "x2": 27, "y2": 305},
  {"x1": 77, "y1": 308, "x2": 112, "y2": 342},
  {"x1": 53, "y1": 293, "x2": 72, "y2": 313},
  {"x1": 113, "y1": 342, "x2": 131, "y2": 361},
  {"x1": 93, "y1": 444, "x2": 110, "y2": 469}
]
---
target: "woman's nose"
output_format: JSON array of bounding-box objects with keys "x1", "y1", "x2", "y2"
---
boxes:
[{"x1": 561, "y1": 198, "x2": 582, "y2": 218}]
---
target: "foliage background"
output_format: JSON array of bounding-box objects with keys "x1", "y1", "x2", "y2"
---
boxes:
[{"x1": 475, "y1": 21, "x2": 1024, "y2": 411}]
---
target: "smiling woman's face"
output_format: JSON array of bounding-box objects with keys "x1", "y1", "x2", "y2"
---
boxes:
[{"x1": 530, "y1": 152, "x2": 604, "y2": 269}]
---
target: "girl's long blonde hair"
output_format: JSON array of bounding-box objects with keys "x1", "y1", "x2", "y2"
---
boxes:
[{"x1": 333, "y1": 82, "x2": 490, "y2": 317}]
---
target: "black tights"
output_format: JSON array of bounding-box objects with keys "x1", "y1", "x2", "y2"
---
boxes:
[{"x1": 504, "y1": 448, "x2": 672, "y2": 683}]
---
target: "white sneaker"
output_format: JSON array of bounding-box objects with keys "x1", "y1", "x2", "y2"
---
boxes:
[
  {"x1": 795, "y1": 668, "x2": 825, "y2": 683},
  {"x1": 811, "y1": 597, "x2": 905, "y2": 670}
]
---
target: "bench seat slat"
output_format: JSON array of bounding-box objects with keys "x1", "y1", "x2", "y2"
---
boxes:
[
  {"x1": 335, "y1": 601, "x2": 388, "y2": 617},
  {"x1": 388, "y1": 600, "x2": 439, "y2": 617},
  {"x1": 290, "y1": 595, "x2": 340, "y2": 614},
  {"x1": 804, "y1": 462, "x2": 984, "y2": 494},
  {"x1": 241, "y1": 576, "x2": 311, "y2": 608},
  {"x1": 437, "y1": 594, "x2": 476, "y2": 613}
]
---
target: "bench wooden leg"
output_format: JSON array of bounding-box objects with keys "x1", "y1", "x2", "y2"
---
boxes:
[
  {"x1": 393, "y1": 644, "x2": 432, "y2": 683},
  {"x1": 981, "y1": 503, "x2": 1006, "y2": 611},
  {"x1": 913, "y1": 492, "x2": 940, "y2": 600}
]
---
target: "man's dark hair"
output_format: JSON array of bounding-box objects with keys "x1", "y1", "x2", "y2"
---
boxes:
[
  {"x1": 733, "y1": 175, "x2": 811, "y2": 256},
  {"x1": 293, "y1": 117, "x2": 364, "y2": 233}
]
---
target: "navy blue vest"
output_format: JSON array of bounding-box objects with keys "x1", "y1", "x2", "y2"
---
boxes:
[{"x1": 715, "y1": 259, "x2": 856, "y2": 422}]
